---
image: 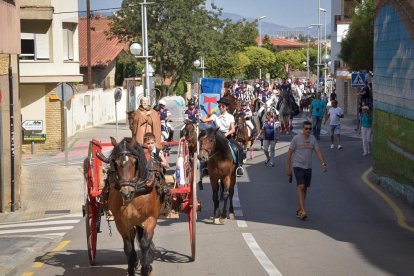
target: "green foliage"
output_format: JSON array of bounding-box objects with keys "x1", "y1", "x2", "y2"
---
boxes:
[
  {"x1": 267, "y1": 49, "x2": 306, "y2": 78},
  {"x1": 242, "y1": 46, "x2": 275, "y2": 79},
  {"x1": 109, "y1": 0, "x2": 258, "y2": 92},
  {"x1": 114, "y1": 51, "x2": 144, "y2": 86},
  {"x1": 339, "y1": 0, "x2": 374, "y2": 71}
]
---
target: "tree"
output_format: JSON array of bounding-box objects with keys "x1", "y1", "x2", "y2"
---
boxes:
[
  {"x1": 109, "y1": 0, "x2": 222, "y2": 94},
  {"x1": 339, "y1": 0, "x2": 374, "y2": 71},
  {"x1": 242, "y1": 46, "x2": 275, "y2": 79},
  {"x1": 270, "y1": 49, "x2": 306, "y2": 78}
]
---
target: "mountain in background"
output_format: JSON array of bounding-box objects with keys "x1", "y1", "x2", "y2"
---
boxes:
[
  {"x1": 221, "y1": 12, "x2": 331, "y2": 38},
  {"x1": 84, "y1": 9, "x2": 330, "y2": 39}
]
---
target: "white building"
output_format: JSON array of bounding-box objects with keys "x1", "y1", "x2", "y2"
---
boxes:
[{"x1": 19, "y1": 0, "x2": 82, "y2": 152}]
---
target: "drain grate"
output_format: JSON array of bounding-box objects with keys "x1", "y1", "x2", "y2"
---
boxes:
[{"x1": 44, "y1": 209, "x2": 71, "y2": 214}]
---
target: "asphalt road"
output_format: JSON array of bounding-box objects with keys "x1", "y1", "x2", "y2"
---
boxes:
[{"x1": 14, "y1": 131, "x2": 414, "y2": 276}]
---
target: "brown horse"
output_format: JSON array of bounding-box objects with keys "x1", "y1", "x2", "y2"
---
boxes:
[
  {"x1": 98, "y1": 137, "x2": 163, "y2": 276},
  {"x1": 235, "y1": 113, "x2": 255, "y2": 160},
  {"x1": 221, "y1": 93, "x2": 241, "y2": 115},
  {"x1": 181, "y1": 120, "x2": 198, "y2": 159},
  {"x1": 198, "y1": 128, "x2": 236, "y2": 224}
]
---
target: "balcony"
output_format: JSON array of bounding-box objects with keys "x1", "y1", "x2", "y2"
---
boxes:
[{"x1": 20, "y1": 0, "x2": 53, "y2": 33}]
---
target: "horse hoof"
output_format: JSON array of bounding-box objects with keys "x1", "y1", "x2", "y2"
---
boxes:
[
  {"x1": 228, "y1": 213, "x2": 235, "y2": 220},
  {"x1": 213, "y1": 218, "x2": 223, "y2": 225},
  {"x1": 219, "y1": 217, "x2": 227, "y2": 224}
]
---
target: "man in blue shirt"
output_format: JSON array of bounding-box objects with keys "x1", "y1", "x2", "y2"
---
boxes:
[{"x1": 309, "y1": 92, "x2": 326, "y2": 140}]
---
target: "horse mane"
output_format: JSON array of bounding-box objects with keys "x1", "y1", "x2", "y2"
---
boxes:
[
  {"x1": 109, "y1": 137, "x2": 148, "y2": 179},
  {"x1": 200, "y1": 128, "x2": 232, "y2": 160}
]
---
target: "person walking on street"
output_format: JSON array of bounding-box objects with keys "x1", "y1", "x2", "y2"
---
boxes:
[
  {"x1": 324, "y1": 100, "x2": 344, "y2": 150},
  {"x1": 256, "y1": 112, "x2": 280, "y2": 167},
  {"x1": 286, "y1": 121, "x2": 328, "y2": 220},
  {"x1": 309, "y1": 92, "x2": 326, "y2": 140},
  {"x1": 359, "y1": 106, "x2": 373, "y2": 155}
]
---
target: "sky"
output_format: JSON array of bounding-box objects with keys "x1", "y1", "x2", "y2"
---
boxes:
[{"x1": 78, "y1": 0, "x2": 331, "y2": 28}]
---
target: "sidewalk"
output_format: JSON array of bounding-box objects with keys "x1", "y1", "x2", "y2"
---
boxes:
[{"x1": 0, "y1": 121, "x2": 132, "y2": 276}]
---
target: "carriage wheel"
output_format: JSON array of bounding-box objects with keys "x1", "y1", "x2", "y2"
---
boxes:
[
  {"x1": 85, "y1": 197, "x2": 98, "y2": 265},
  {"x1": 189, "y1": 153, "x2": 198, "y2": 261}
]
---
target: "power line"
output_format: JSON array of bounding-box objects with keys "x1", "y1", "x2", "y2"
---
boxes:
[{"x1": 53, "y1": 7, "x2": 121, "y2": 15}]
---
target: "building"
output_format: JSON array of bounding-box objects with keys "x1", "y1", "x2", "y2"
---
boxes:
[
  {"x1": 373, "y1": 0, "x2": 414, "y2": 203},
  {"x1": 259, "y1": 36, "x2": 306, "y2": 51},
  {"x1": 0, "y1": 0, "x2": 22, "y2": 212},
  {"x1": 78, "y1": 15, "x2": 126, "y2": 90},
  {"x1": 19, "y1": 0, "x2": 83, "y2": 153},
  {"x1": 330, "y1": 0, "x2": 359, "y2": 115}
]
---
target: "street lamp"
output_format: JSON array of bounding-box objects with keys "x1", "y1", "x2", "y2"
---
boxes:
[
  {"x1": 322, "y1": 53, "x2": 330, "y2": 94},
  {"x1": 319, "y1": 8, "x2": 328, "y2": 64},
  {"x1": 308, "y1": 24, "x2": 321, "y2": 81},
  {"x1": 257, "y1": 15, "x2": 266, "y2": 80},
  {"x1": 317, "y1": 0, "x2": 321, "y2": 90},
  {"x1": 129, "y1": 0, "x2": 154, "y2": 99},
  {"x1": 193, "y1": 57, "x2": 205, "y2": 79}
]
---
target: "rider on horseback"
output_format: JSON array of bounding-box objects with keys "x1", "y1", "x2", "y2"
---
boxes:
[
  {"x1": 158, "y1": 99, "x2": 174, "y2": 142},
  {"x1": 240, "y1": 101, "x2": 255, "y2": 136},
  {"x1": 200, "y1": 97, "x2": 246, "y2": 177},
  {"x1": 184, "y1": 99, "x2": 199, "y2": 123}
]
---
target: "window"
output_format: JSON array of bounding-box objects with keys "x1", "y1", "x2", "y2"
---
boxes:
[
  {"x1": 20, "y1": 32, "x2": 50, "y2": 61},
  {"x1": 63, "y1": 23, "x2": 76, "y2": 61}
]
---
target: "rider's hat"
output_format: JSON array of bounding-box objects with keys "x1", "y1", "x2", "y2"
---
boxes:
[
  {"x1": 217, "y1": 97, "x2": 231, "y2": 106},
  {"x1": 241, "y1": 101, "x2": 249, "y2": 106},
  {"x1": 263, "y1": 81, "x2": 270, "y2": 88},
  {"x1": 188, "y1": 99, "x2": 195, "y2": 106},
  {"x1": 159, "y1": 99, "x2": 167, "y2": 106}
]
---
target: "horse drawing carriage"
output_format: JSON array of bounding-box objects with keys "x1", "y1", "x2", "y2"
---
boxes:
[{"x1": 82, "y1": 136, "x2": 200, "y2": 275}]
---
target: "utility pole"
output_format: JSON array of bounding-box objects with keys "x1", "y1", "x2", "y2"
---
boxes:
[{"x1": 86, "y1": 0, "x2": 93, "y2": 89}]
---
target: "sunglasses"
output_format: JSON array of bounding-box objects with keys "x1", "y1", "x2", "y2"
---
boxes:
[{"x1": 304, "y1": 127, "x2": 312, "y2": 130}]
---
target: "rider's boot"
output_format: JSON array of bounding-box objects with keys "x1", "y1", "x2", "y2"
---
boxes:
[{"x1": 236, "y1": 149, "x2": 245, "y2": 177}]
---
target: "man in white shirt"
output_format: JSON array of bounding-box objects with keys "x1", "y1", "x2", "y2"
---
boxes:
[
  {"x1": 324, "y1": 100, "x2": 344, "y2": 149},
  {"x1": 200, "y1": 97, "x2": 245, "y2": 176}
]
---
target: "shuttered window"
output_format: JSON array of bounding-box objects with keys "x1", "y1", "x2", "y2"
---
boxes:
[
  {"x1": 62, "y1": 23, "x2": 76, "y2": 61},
  {"x1": 20, "y1": 32, "x2": 50, "y2": 61}
]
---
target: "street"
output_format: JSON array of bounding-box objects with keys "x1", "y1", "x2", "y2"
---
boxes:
[{"x1": 11, "y1": 120, "x2": 414, "y2": 276}]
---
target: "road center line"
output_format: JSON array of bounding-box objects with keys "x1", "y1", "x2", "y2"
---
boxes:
[{"x1": 242, "y1": 233, "x2": 283, "y2": 276}]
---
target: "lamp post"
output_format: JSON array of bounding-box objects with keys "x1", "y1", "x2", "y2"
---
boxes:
[
  {"x1": 129, "y1": 0, "x2": 154, "y2": 99},
  {"x1": 308, "y1": 24, "x2": 320, "y2": 81},
  {"x1": 319, "y1": 8, "x2": 328, "y2": 65},
  {"x1": 193, "y1": 57, "x2": 205, "y2": 79},
  {"x1": 257, "y1": 15, "x2": 266, "y2": 80},
  {"x1": 323, "y1": 53, "x2": 330, "y2": 94},
  {"x1": 317, "y1": 0, "x2": 321, "y2": 90}
]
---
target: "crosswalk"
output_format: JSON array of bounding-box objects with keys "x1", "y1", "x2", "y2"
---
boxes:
[{"x1": 0, "y1": 213, "x2": 82, "y2": 237}]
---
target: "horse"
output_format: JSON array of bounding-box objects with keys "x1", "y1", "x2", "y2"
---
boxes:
[
  {"x1": 198, "y1": 128, "x2": 236, "y2": 224},
  {"x1": 278, "y1": 94, "x2": 293, "y2": 134},
  {"x1": 181, "y1": 120, "x2": 198, "y2": 159},
  {"x1": 97, "y1": 137, "x2": 164, "y2": 276},
  {"x1": 235, "y1": 113, "x2": 255, "y2": 160}
]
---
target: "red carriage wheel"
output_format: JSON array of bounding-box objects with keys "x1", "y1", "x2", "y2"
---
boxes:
[
  {"x1": 85, "y1": 197, "x2": 98, "y2": 265},
  {"x1": 189, "y1": 153, "x2": 198, "y2": 261}
]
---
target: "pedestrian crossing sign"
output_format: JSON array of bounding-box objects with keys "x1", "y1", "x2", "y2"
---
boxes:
[{"x1": 351, "y1": 73, "x2": 366, "y2": 88}]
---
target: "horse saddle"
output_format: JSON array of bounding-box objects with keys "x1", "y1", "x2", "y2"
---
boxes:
[{"x1": 228, "y1": 141, "x2": 239, "y2": 164}]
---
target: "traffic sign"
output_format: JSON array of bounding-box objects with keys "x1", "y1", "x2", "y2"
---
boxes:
[
  {"x1": 114, "y1": 87, "x2": 122, "y2": 102},
  {"x1": 22, "y1": 120, "x2": 43, "y2": 131},
  {"x1": 351, "y1": 73, "x2": 366, "y2": 88},
  {"x1": 56, "y1": 82, "x2": 74, "y2": 102}
]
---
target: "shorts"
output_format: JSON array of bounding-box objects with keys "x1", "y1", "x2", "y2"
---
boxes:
[
  {"x1": 293, "y1": 167, "x2": 312, "y2": 187},
  {"x1": 330, "y1": 124, "x2": 341, "y2": 135}
]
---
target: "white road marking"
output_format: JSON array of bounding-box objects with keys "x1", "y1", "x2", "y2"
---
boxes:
[
  {"x1": 0, "y1": 219, "x2": 80, "y2": 229},
  {"x1": 44, "y1": 232, "x2": 67, "y2": 237},
  {"x1": 242, "y1": 233, "x2": 283, "y2": 276},
  {"x1": 237, "y1": 220, "x2": 248, "y2": 228},
  {"x1": 0, "y1": 226, "x2": 74, "y2": 235},
  {"x1": 234, "y1": 186, "x2": 248, "y2": 228}
]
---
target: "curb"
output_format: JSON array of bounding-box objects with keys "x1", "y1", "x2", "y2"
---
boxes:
[
  {"x1": 369, "y1": 170, "x2": 414, "y2": 207},
  {"x1": 0, "y1": 236, "x2": 60, "y2": 276}
]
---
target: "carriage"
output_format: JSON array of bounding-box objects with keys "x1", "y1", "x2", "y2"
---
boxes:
[{"x1": 82, "y1": 136, "x2": 201, "y2": 267}]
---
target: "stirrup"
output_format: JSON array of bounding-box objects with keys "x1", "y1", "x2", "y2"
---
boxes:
[{"x1": 236, "y1": 166, "x2": 244, "y2": 176}]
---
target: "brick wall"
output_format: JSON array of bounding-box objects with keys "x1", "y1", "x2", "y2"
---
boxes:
[{"x1": 21, "y1": 84, "x2": 63, "y2": 153}]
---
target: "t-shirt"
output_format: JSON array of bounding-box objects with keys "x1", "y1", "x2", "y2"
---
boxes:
[
  {"x1": 310, "y1": 99, "x2": 326, "y2": 117},
  {"x1": 289, "y1": 134, "x2": 319, "y2": 169},
  {"x1": 360, "y1": 113, "x2": 372, "y2": 128},
  {"x1": 263, "y1": 120, "x2": 280, "y2": 140},
  {"x1": 210, "y1": 112, "x2": 235, "y2": 133},
  {"x1": 328, "y1": 107, "x2": 343, "y2": 125}
]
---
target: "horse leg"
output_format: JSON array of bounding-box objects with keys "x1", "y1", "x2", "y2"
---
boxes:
[
  {"x1": 210, "y1": 177, "x2": 221, "y2": 224},
  {"x1": 122, "y1": 229, "x2": 137, "y2": 276},
  {"x1": 228, "y1": 173, "x2": 236, "y2": 220},
  {"x1": 220, "y1": 175, "x2": 232, "y2": 221},
  {"x1": 138, "y1": 221, "x2": 156, "y2": 276}
]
